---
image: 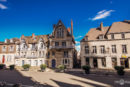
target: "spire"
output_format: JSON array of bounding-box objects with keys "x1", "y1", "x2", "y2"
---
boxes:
[
  {"x1": 100, "y1": 22, "x2": 103, "y2": 31},
  {"x1": 71, "y1": 19, "x2": 73, "y2": 35}
]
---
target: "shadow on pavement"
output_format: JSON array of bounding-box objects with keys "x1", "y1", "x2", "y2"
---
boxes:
[
  {"x1": 0, "y1": 69, "x2": 52, "y2": 87},
  {"x1": 65, "y1": 71, "x2": 130, "y2": 87},
  {"x1": 50, "y1": 79, "x2": 82, "y2": 87}
]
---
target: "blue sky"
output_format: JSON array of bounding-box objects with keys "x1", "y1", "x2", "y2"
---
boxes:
[{"x1": 0, "y1": 0, "x2": 130, "y2": 51}]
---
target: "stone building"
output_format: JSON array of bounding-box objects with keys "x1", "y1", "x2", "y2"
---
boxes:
[
  {"x1": 0, "y1": 38, "x2": 19, "y2": 66},
  {"x1": 0, "y1": 20, "x2": 77, "y2": 68},
  {"x1": 48, "y1": 20, "x2": 76, "y2": 68},
  {"x1": 15, "y1": 34, "x2": 49, "y2": 66},
  {"x1": 80, "y1": 20, "x2": 130, "y2": 69}
]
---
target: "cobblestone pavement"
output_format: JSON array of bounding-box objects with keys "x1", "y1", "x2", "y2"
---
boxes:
[
  {"x1": 0, "y1": 69, "x2": 130, "y2": 87},
  {"x1": 19, "y1": 70, "x2": 130, "y2": 87}
]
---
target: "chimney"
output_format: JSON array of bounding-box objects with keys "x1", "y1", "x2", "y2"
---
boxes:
[
  {"x1": 100, "y1": 22, "x2": 103, "y2": 31},
  {"x1": 67, "y1": 27, "x2": 71, "y2": 33},
  {"x1": 32, "y1": 33, "x2": 35, "y2": 38},
  {"x1": 21, "y1": 35, "x2": 24, "y2": 39},
  {"x1": 71, "y1": 19, "x2": 73, "y2": 35}
]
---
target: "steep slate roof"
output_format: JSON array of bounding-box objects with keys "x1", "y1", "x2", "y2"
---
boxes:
[
  {"x1": 21, "y1": 35, "x2": 49, "y2": 44},
  {"x1": 81, "y1": 20, "x2": 130, "y2": 42},
  {"x1": 108, "y1": 20, "x2": 130, "y2": 34},
  {"x1": 0, "y1": 38, "x2": 19, "y2": 45},
  {"x1": 85, "y1": 26, "x2": 109, "y2": 41}
]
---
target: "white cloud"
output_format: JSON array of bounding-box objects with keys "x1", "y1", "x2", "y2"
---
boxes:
[
  {"x1": 90, "y1": 10, "x2": 115, "y2": 21},
  {"x1": 75, "y1": 45, "x2": 80, "y2": 51},
  {"x1": 0, "y1": 3, "x2": 7, "y2": 9},
  {"x1": 75, "y1": 41, "x2": 80, "y2": 44},
  {"x1": 0, "y1": 0, "x2": 7, "y2": 2},
  {"x1": 75, "y1": 36, "x2": 83, "y2": 39}
]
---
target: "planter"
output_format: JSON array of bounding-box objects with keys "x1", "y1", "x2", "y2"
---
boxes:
[
  {"x1": 82, "y1": 65, "x2": 91, "y2": 74},
  {"x1": 114, "y1": 66, "x2": 125, "y2": 76},
  {"x1": 41, "y1": 68, "x2": 45, "y2": 72},
  {"x1": 9, "y1": 65, "x2": 15, "y2": 70},
  {"x1": 22, "y1": 64, "x2": 30, "y2": 71},
  {"x1": 40, "y1": 64, "x2": 47, "y2": 72},
  {"x1": 0, "y1": 64, "x2": 5, "y2": 70}
]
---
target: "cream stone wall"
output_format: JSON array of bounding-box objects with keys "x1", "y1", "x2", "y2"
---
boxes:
[{"x1": 81, "y1": 38, "x2": 130, "y2": 69}]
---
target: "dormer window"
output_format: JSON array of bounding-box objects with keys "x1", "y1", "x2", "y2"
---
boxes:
[
  {"x1": 10, "y1": 39, "x2": 13, "y2": 43},
  {"x1": 85, "y1": 36, "x2": 88, "y2": 41},
  {"x1": 99, "y1": 35, "x2": 103, "y2": 40},
  {"x1": 111, "y1": 34, "x2": 114, "y2": 39},
  {"x1": 121, "y1": 33, "x2": 125, "y2": 39}
]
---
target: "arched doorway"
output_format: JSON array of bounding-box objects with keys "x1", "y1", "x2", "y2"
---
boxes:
[
  {"x1": 52, "y1": 59, "x2": 56, "y2": 68},
  {"x1": 2, "y1": 55, "x2": 5, "y2": 64}
]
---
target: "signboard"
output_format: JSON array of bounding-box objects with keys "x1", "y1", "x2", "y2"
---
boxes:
[{"x1": 121, "y1": 54, "x2": 127, "y2": 58}]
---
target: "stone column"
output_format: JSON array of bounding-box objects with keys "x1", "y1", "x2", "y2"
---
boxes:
[
  {"x1": 97, "y1": 58, "x2": 102, "y2": 68},
  {"x1": 128, "y1": 58, "x2": 130, "y2": 68},
  {"x1": 106, "y1": 57, "x2": 112, "y2": 69},
  {"x1": 89, "y1": 58, "x2": 94, "y2": 68},
  {"x1": 81, "y1": 56, "x2": 86, "y2": 66},
  {"x1": 117, "y1": 57, "x2": 121, "y2": 66}
]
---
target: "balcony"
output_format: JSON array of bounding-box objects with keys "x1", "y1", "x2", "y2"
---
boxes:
[
  {"x1": 15, "y1": 55, "x2": 26, "y2": 58},
  {"x1": 49, "y1": 45, "x2": 74, "y2": 49}
]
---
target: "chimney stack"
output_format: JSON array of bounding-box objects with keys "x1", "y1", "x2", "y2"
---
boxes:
[
  {"x1": 71, "y1": 19, "x2": 73, "y2": 36},
  {"x1": 32, "y1": 33, "x2": 35, "y2": 38},
  {"x1": 21, "y1": 35, "x2": 24, "y2": 39},
  {"x1": 100, "y1": 22, "x2": 103, "y2": 31}
]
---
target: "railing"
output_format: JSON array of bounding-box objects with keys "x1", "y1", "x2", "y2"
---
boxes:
[
  {"x1": 49, "y1": 46, "x2": 74, "y2": 49},
  {"x1": 15, "y1": 55, "x2": 45, "y2": 58}
]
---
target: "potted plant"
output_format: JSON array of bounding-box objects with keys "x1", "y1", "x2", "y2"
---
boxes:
[
  {"x1": 22, "y1": 64, "x2": 30, "y2": 71},
  {"x1": 0, "y1": 64, "x2": 5, "y2": 70},
  {"x1": 9, "y1": 65, "x2": 15, "y2": 70},
  {"x1": 40, "y1": 64, "x2": 47, "y2": 72},
  {"x1": 57, "y1": 65, "x2": 65, "y2": 72},
  {"x1": 114, "y1": 66, "x2": 125, "y2": 76},
  {"x1": 82, "y1": 65, "x2": 91, "y2": 74}
]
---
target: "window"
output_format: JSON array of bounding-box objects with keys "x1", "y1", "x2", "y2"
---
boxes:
[
  {"x1": 55, "y1": 42, "x2": 59, "y2": 46},
  {"x1": 112, "y1": 45, "x2": 117, "y2": 53},
  {"x1": 56, "y1": 28, "x2": 64, "y2": 38},
  {"x1": 85, "y1": 46, "x2": 89, "y2": 54},
  {"x1": 112, "y1": 58, "x2": 117, "y2": 67},
  {"x1": 40, "y1": 43, "x2": 43, "y2": 48},
  {"x1": 99, "y1": 35, "x2": 103, "y2": 40},
  {"x1": 122, "y1": 45, "x2": 127, "y2": 53},
  {"x1": 92, "y1": 46, "x2": 97, "y2": 53},
  {"x1": 10, "y1": 46, "x2": 14, "y2": 52},
  {"x1": 85, "y1": 36, "x2": 88, "y2": 41},
  {"x1": 39, "y1": 51, "x2": 41, "y2": 57},
  {"x1": 62, "y1": 42, "x2": 66, "y2": 47},
  {"x1": 101, "y1": 58, "x2": 106, "y2": 67},
  {"x1": 64, "y1": 51, "x2": 68, "y2": 58},
  {"x1": 100, "y1": 45, "x2": 105, "y2": 54},
  {"x1": 32, "y1": 43, "x2": 35, "y2": 49},
  {"x1": 111, "y1": 34, "x2": 114, "y2": 39},
  {"x1": 2, "y1": 46, "x2": 6, "y2": 52},
  {"x1": 28, "y1": 60, "x2": 31, "y2": 65},
  {"x1": 52, "y1": 51, "x2": 55, "y2": 56},
  {"x1": 121, "y1": 33, "x2": 125, "y2": 39},
  {"x1": 35, "y1": 60, "x2": 38, "y2": 66}
]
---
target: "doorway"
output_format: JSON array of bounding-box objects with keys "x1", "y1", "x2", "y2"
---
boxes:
[
  {"x1": 93, "y1": 58, "x2": 98, "y2": 68},
  {"x1": 52, "y1": 59, "x2": 56, "y2": 68}
]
